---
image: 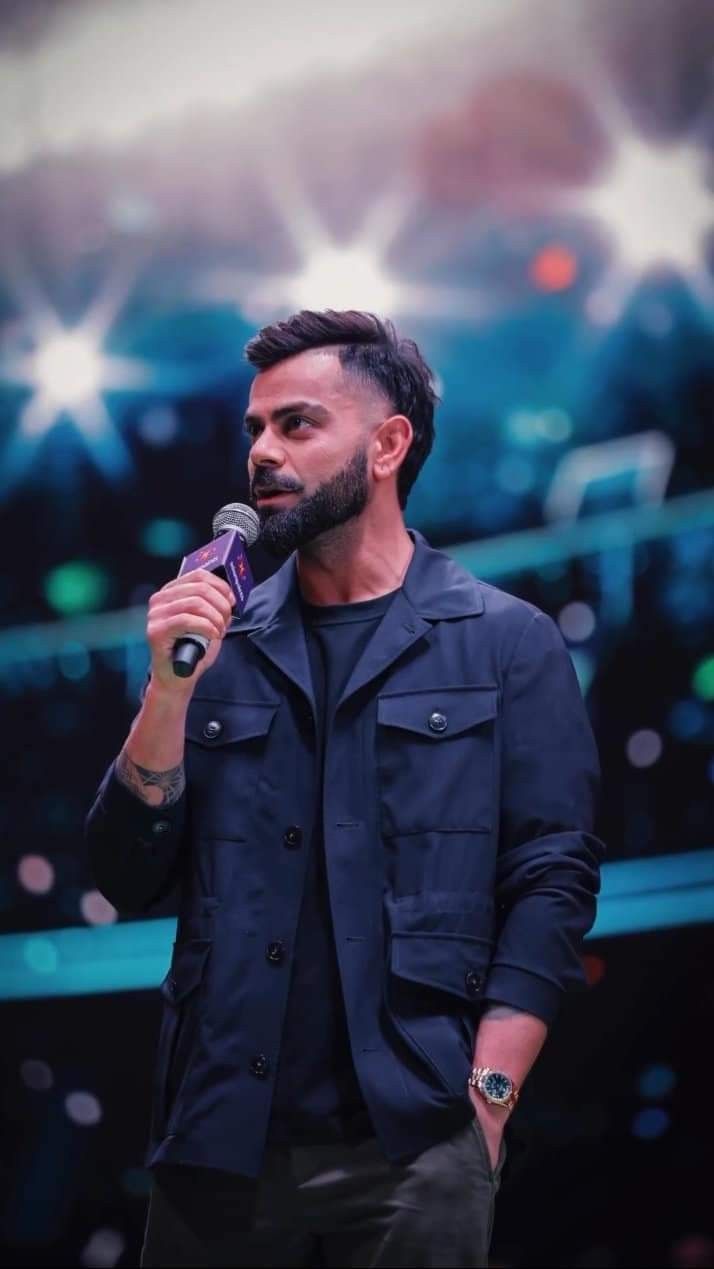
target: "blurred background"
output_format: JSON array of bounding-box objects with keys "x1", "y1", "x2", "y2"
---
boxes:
[{"x1": 0, "y1": 0, "x2": 713, "y2": 1265}]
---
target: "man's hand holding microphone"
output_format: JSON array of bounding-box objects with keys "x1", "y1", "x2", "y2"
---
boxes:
[
  {"x1": 115, "y1": 504, "x2": 258, "y2": 808},
  {"x1": 147, "y1": 569, "x2": 236, "y2": 695}
]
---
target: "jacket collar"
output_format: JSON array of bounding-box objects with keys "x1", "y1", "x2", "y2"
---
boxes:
[
  {"x1": 227, "y1": 529, "x2": 484, "y2": 709},
  {"x1": 231, "y1": 529, "x2": 484, "y2": 635}
]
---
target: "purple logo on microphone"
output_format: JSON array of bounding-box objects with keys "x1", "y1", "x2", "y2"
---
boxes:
[{"x1": 179, "y1": 529, "x2": 254, "y2": 612}]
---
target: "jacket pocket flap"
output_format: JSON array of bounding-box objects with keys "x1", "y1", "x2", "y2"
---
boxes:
[
  {"x1": 390, "y1": 932, "x2": 491, "y2": 1000},
  {"x1": 377, "y1": 686, "x2": 498, "y2": 739},
  {"x1": 186, "y1": 699, "x2": 278, "y2": 747},
  {"x1": 161, "y1": 938, "x2": 211, "y2": 1004}
]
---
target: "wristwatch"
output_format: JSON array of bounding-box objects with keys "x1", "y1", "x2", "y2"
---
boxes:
[{"x1": 468, "y1": 1066, "x2": 520, "y2": 1111}]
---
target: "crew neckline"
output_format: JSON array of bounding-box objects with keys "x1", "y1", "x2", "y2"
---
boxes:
[{"x1": 300, "y1": 587, "x2": 400, "y2": 624}]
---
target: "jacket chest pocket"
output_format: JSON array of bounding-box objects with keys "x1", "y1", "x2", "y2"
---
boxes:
[
  {"x1": 185, "y1": 698, "x2": 279, "y2": 834},
  {"x1": 376, "y1": 685, "x2": 498, "y2": 836}
]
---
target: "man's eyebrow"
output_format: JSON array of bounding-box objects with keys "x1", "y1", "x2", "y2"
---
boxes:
[{"x1": 243, "y1": 400, "x2": 330, "y2": 427}]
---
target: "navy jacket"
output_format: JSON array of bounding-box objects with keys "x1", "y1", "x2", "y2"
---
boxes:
[{"x1": 85, "y1": 530, "x2": 604, "y2": 1178}]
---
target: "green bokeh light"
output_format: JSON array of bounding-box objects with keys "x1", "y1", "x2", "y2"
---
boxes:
[
  {"x1": 140, "y1": 518, "x2": 194, "y2": 557},
  {"x1": 44, "y1": 562, "x2": 110, "y2": 615},
  {"x1": 692, "y1": 655, "x2": 714, "y2": 702}
]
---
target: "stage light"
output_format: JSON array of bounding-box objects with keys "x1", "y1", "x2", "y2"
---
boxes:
[
  {"x1": 2, "y1": 290, "x2": 144, "y2": 493},
  {"x1": 668, "y1": 699, "x2": 708, "y2": 740},
  {"x1": 537, "y1": 409, "x2": 572, "y2": 443},
  {"x1": 20, "y1": 1059, "x2": 54, "y2": 1091},
  {"x1": 505, "y1": 407, "x2": 572, "y2": 446},
  {"x1": 289, "y1": 244, "x2": 398, "y2": 312},
  {"x1": 692, "y1": 655, "x2": 714, "y2": 702},
  {"x1": 136, "y1": 404, "x2": 180, "y2": 447},
  {"x1": 626, "y1": 729, "x2": 663, "y2": 769},
  {"x1": 80, "y1": 890, "x2": 118, "y2": 926},
  {"x1": 631, "y1": 1107, "x2": 670, "y2": 1140},
  {"x1": 637, "y1": 1063, "x2": 676, "y2": 1100},
  {"x1": 530, "y1": 244, "x2": 577, "y2": 292},
  {"x1": 577, "y1": 132, "x2": 713, "y2": 280},
  {"x1": 22, "y1": 936, "x2": 58, "y2": 975},
  {"x1": 140, "y1": 518, "x2": 194, "y2": 557},
  {"x1": 80, "y1": 1229, "x2": 126, "y2": 1269},
  {"x1": 582, "y1": 954, "x2": 606, "y2": 986},
  {"x1": 558, "y1": 601, "x2": 596, "y2": 642},
  {"x1": 64, "y1": 1090, "x2": 102, "y2": 1126},
  {"x1": 44, "y1": 562, "x2": 110, "y2": 616},
  {"x1": 17, "y1": 855, "x2": 55, "y2": 895},
  {"x1": 32, "y1": 333, "x2": 102, "y2": 408}
]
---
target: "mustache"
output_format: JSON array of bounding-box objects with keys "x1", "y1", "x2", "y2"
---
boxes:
[{"x1": 251, "y1": 471, "x2": 303, "y2": 497}]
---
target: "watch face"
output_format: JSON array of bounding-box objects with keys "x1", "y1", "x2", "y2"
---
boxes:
[{"x1": 481, "y1": 1071, "x2": 513, "y2": 1102}]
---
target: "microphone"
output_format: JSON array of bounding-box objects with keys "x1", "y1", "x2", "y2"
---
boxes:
[{"x1": 172, "y1": 502, "x2": 260, "y2": 678}]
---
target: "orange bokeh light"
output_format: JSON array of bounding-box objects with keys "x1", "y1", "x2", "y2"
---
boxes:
[
  {"x1": 583, "y1": 954, "x2": 606, "y2": 986},
  {"x1": 530, "y1": 244, "x2": 578, "y2": 291}
]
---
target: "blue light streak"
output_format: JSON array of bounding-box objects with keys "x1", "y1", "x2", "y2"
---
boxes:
[{"x1": 1, "y1": 850, "x2": 711, "y2": 1000}]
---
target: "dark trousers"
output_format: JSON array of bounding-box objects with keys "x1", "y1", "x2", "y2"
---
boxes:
[{"x1": 140, "y1": 1118, "x2": 506, "y2": 1268}]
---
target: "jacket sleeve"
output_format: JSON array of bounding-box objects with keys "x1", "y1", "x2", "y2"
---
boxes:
[
  {"x1": 484, "y1": 610, "x2": 605, "y2": 1024},
  {"x1": 84, "y1": 758, "x2": 187, "y2": 915}
]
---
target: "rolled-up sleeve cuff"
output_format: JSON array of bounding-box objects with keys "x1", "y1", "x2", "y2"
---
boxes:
[
  {"x1": 484, "y1": 963, "x2": 563, "y2": 1025},
  {"x1": 93, "y1": 759, "x2": 186, "y2": 841},
  {"x1": 85, "y1": 760, "x2": 187, "y2": 914}
]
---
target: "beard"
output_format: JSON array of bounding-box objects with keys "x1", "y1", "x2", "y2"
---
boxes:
[{"x1": 253, "y1": 444, "x2": 370, "y2": 557}]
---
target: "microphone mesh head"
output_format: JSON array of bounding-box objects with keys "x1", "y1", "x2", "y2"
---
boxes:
[{"x1": 212, "y1": 502, "x2": 260, "y2": 546}]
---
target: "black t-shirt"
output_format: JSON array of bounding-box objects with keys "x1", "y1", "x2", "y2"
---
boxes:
[{"x1": 268, "y1": 587, "x2": 399, "y2": 1145}]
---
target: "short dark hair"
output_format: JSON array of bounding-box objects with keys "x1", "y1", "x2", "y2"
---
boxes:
[{"x1": 244, "y1": 309, "x2": 438, "y2": 509}]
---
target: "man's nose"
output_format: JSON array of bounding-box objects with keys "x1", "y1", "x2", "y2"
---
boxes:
[{"x1": 249, "y1": 428, "x2": 284, "y2": 467}]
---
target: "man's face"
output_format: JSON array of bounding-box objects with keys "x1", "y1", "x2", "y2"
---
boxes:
[{"x1": 244, "y1": 348, "x2": 381, "y2": 556}]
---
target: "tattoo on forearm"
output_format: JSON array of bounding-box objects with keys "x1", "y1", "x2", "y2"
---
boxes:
[{"x1": 116, "y1": 750, "x2": 186, "y2": 808}]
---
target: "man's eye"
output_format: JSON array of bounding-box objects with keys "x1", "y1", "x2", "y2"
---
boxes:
[{"x1": 287, "y1": 415, "x2": 312, "y2": 431}]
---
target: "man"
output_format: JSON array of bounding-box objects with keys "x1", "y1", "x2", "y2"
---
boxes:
[{"x1": 85, "y1": 309, "x2": 604, "y2": 1268}]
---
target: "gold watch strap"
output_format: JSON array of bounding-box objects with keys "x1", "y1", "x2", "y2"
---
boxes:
[{"x1": 468, "y1": 1065, "x2": 520, "y2": 1110}]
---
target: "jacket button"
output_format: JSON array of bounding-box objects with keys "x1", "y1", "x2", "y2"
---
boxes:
[
  {"x1": 152, "y1": 819, "x2": 171, "y2": 835},
  {"x1": 283, "y1": 825, "x2": 303, "y2": 849},
  {"x1": 428, "y1": 711, "x2": 448, "y2": 734},
  {"x1": 203, "y1": 719, "x2": 223, "y2": 740},
  {"x1": 249, "y1": 1054, "x2": 271, "y2": 1079},
  {"x1": 266, "y1": 940, "x2": 285, "y2": 964},
  {"x1": 465, "y1": 969, "x2": 483, "y2": 996}
]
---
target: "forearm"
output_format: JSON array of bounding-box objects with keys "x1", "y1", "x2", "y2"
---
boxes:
[
  {"x1": 469, "y1": 1004, "x2": 547, "y2": 1165},
  {"x1": 117, "y1": 680, "x2": 190, "y2": 807},
  {"x1": 473, "y1": 1004, "x2": 548, "y2": 1088},
  {"x1": 85, "y1": 751, "x2": 188, "y2": 913}
]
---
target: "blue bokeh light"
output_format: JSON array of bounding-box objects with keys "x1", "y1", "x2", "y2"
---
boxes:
[
  {"x1": 631, "y1": 1107, "x2": 670, "y2": 1140},
  {"x1": 637, "y1": 1063, "x2": 677, "y2": 1100}
]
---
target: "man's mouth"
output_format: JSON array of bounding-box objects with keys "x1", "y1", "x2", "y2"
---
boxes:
[{"x1": 254, "y1": 488, "x2": 298, "y2": 504}]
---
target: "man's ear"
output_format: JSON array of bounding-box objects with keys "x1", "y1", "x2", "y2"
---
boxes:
[{"x1": 373, "y1": 414, "x2": 413, "y2": 480}]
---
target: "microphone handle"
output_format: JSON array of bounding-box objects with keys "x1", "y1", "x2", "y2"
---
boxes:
[
  {"x1": 171, "y1": 521, "x2": 255, "y2": 679},
  {"x1": 172, "y1": 633, "x2": 209, "y2": 679}
]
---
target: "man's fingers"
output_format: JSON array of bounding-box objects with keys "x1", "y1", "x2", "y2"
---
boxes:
[
  {"x1": 152, "y1": 592, "x2": 233, "y2": 629},
  {"x1": 151, "y1": 580, "x2": 234, "y2": 625},
  {"x1": 148, "y1": 613, "x2": 224, "y2": 645},
  {"x1": 159, "y1": 569, "x2": 235, "y2": 606}
]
